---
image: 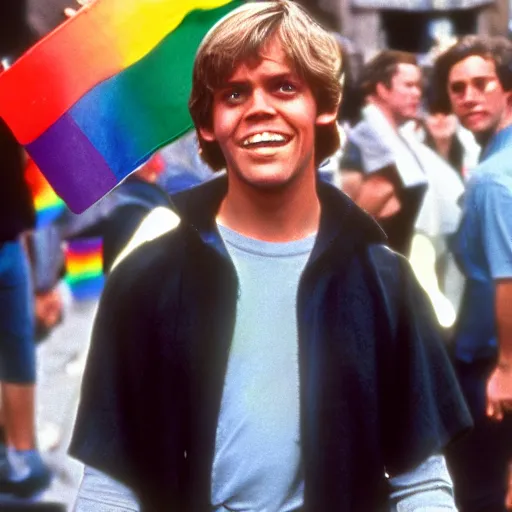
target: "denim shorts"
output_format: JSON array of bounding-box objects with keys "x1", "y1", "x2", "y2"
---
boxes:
[{"x1": 0, "y1": 239, "x2": 36, "y2": 383}]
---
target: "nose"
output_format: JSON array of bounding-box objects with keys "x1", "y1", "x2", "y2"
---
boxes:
[
  {"x1": 245, "y1": 88, "x2": 276, "y2": 118},
  {"x1": 462, "y1": 83, "x2": 480, "y2": 104}
]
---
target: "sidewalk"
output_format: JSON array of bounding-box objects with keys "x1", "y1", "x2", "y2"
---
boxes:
[{"x1": 31, "y1": 295, "x2": 98, "y2": 511}]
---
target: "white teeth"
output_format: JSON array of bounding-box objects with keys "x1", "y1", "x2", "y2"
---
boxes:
[{"x1": 243, "y1": 132, "x2": 286, "y2": 146}]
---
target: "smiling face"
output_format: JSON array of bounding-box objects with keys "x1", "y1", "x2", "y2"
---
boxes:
[
  {"x1": 198, "y1": 38, "x2": 336, "y2": 192},
  {"x1": 448, "y1": 55, "x2": 512, "y2": 142}
]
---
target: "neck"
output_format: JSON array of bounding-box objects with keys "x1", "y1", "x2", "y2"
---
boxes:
[
  {"x1": 216, "y1": 174, "x2": 321, "y2": 242},
  {"x1": 367, "y1": 99, "x2": 399, "y2": 131},
  {"x1": 495, "y1": 111, "x2": 512, "y2": 139},
  {"x1": 479, "y1": 109, "x2": 512, "y2": 147},
  {"x1": 434, "y1": 137, "x2": 452, "y2": 161}
]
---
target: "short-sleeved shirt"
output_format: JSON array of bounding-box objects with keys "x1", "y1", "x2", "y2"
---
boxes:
[
  {"x1": 452, "y1": 124, "x2": 512, "y2": 362},
  {"x1": 339, "y1": 106, "x2": 428, "y2": 254}
]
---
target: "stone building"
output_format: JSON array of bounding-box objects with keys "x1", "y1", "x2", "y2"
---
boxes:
[{"x1": 299, "y1": 0, "x2": 509, "y2": 60}]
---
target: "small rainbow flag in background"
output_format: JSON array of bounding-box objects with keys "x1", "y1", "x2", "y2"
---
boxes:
[
  {"x1": 65, "y1": 237, "x2": 105, "y2": 301},
  {"x1": 0, "y1": 0, "x2": 241, "y2": 213},
  {"x1": 24, "y1": 158, "x2": 66, "y2": 228}
]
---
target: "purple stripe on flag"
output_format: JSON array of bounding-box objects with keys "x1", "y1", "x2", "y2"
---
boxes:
[{"x1": 26, "y1": 113, "x2": 118, "y2": 213}]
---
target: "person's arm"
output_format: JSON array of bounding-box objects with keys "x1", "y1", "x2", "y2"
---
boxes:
[
  {"x1": 340, "y1": 139, "x2": 366, "y2": 198},
  {"x1": 475, "y1": 179, "x2": 512, "y2": 421},
  {"x1": 24, "y1": 226, "x2": 64, "y2": 294},
  {"x1": 340, "y1": 169, "x2": 364, "y2": 199},
  {"x1": 352, "y1": 169, "x2": 401, "y2": 219},
  {"x1": 340, "y1": 139, "x2": 401, "y2": 218},
  {"x1": 74, "y1": 466, "x2": 140, "y2": 511},
  {"x1": 368, "y1": 245, "x2": 472, "y2": 488},
  {"x1": 487, "y1": 278, "x2": 512, "y2": 420},
  {"x1": 69, "y1": 234, "x2": 167, "y2": 494},
  {"x1": 64, "y1": 0, "x2": 93, "y2": 17},
  {"x1": 389, "y1": 454, "x2": 457, "y2": 511}
]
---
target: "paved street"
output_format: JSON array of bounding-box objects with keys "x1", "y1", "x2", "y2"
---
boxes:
[{"x1": 33, "y1": 289, "x2": 99, "y2": 510}]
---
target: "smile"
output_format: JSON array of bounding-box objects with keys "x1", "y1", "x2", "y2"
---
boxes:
[
  {"x1": 465, "y1": 111, "x2": 486, "y2": 120},
  {"x1": 241, "y1": 132, "x2": 290, "y2": 148}
]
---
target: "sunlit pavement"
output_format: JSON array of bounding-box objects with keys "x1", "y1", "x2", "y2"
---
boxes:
[{"x1": 34, "y1": 288, "x2": 99, "y2": 510}]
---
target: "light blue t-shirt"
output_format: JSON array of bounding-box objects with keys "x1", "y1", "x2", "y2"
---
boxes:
[
  {"x1": 73, "y1": 223, "x2": 457, "y2": 512},
  {"x1": 212, "y1": 224, "x2": 315, "y2": 512},
  {"x1": 452, "y1": 124, "x2": 512, "y2": 362}
]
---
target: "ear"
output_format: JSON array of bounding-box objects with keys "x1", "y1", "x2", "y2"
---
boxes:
[
  {"x1": 198, "y1": 124, "x2": 216, "y2": 143},
  {"x1": 375, "y1": 82, "x2": 389, "y2": 100},
  {"x1": 315, "y1": 108, "x2": 338, "y2": 126}
]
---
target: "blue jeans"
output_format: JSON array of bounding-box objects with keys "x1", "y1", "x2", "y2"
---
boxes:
[{"x1": 0, "y1": 240, "x2": 35, "y2": 383}]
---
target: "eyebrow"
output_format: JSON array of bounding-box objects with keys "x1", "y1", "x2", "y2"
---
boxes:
[
  {"x1": 221, "y1": 72, "x2": 299, "y2": 88},
  {"x1": 449, "y1": 75, "x2": 496, "y2": 83}
]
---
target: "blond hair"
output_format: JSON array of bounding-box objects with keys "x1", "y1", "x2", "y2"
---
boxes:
[{"x1": 189, "y1": 0, "x2": 343, "y2": 170}]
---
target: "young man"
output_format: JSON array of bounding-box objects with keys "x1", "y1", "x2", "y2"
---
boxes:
[
  {"x1": 340, "y1": 50, "x2": 427, "y2": 255},
  {"x1": 433, "y1": 35, "x2": 512, "y2": 512},
  {"x1": 70, "y1": 2, "x2": 471, "y2": 510}
]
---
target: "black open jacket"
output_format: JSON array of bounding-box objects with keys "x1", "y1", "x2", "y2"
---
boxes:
[{"x1": 70, "y1": 177, "x2": 471, "y2": 511}]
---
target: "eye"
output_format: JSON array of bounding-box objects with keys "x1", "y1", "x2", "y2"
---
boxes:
[
  {"x1": 449, "y1": 76, "x2": 496, "y2": 96},
  {"x1": 222, "y1": 88, "x2": 245, "y2": 104},
  {"x1": 472, "y1": 76, "x2": 492, "y2": 92},
  {"x1": 449, "y1": 81, "x2": 466, "y2": 95},
  {"x1": 277, "y1": 81, "x2": 297, "y2": 94}
]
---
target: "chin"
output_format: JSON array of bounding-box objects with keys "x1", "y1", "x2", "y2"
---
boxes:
[
  {"x1": 243, "y1": 174, "x2": 295, "y2": 190},
  {"x1": 463, "y1": 118, "x2": 488, "y2": 134},
  {"x1": 471, "y1": 126, "x2": 494, "y2": 145},
  {"x1": 235, "y1": 162, "x2": 294, "y2": 182},
  {"x1": 228, "y1": 155, "x2": 313, "y2": 190}
]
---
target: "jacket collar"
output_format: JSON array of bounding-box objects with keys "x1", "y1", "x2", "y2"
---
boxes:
[
  {"x1": 312, "y1": 178, "x2": 386, "y2": 264},
  {"x1": 171, "y1": 175, "x2": 386, "y2": 262}
]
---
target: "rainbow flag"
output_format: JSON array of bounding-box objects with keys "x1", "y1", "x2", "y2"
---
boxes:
[
  {"x1": 0, "y1": 0, "x2": 241, "y2": 213},
  {"x1": 24, "y1": 158, "x2": 66, "y2": 228},
  {"x1": 65, "y1": 237, "x2": 105, "y2": 301}
]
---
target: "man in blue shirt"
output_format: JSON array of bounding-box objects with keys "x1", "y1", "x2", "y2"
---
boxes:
[{"x1": 434, "y1": 36, "x2": 512, "y2": 511}]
